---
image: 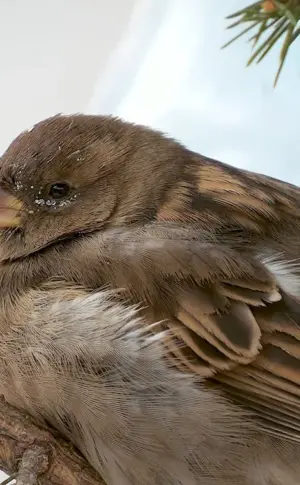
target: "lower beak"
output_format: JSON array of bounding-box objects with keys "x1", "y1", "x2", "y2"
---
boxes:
[{"x1": 0, "y1": 189, "x2": 22, "y2": 228}]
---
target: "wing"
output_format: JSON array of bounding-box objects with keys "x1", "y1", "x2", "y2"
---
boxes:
[
  {"x1": 80, "y1": 225, "x2": 300, "y2": 445},
  {"x1": 167, "y1": 271, "x2": 300, "y2": 444},
  {"x1": 157, "y1": 154, "x2": 300, "y2": 261}
]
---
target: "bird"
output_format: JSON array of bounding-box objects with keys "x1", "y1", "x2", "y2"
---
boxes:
[{"x1": 0, "y1": 113, "x2": 300, "y2": 484}]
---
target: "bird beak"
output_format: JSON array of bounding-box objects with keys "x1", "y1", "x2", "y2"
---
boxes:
[{"x1": 0, "y1": 188, "x2": 22, "y2": 228}]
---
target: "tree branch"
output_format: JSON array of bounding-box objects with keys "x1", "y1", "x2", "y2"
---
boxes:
[{"x1": 0, "y1": 396, "x2": 105, "y2": 485}]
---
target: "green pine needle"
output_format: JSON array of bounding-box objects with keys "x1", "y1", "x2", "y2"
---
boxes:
[
  {"x1": 247, "y1": 17, "x2": 289, "y2": 65},
  {"x1": 223, "y1": 0, "x2": 300, "y2": 86}
]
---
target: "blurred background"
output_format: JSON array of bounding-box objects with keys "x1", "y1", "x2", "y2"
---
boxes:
[{"x1": 0, "y1": 0, "x2": 299, "y2": 480}]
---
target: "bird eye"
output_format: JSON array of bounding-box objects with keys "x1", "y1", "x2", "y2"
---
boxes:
[{"x1": 49, "y1": 182, "x2": 70, "y2": 199}]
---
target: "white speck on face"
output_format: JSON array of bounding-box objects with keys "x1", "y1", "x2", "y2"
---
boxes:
[
  {"x1": 30, "y1": 185, "x2": 34, "y2": 189},
  {"x1": 15, "y1": 181, "x2": 23, "y2": 191},
  {"x1": 58, "y1": 199, "x2": 71, "y2": 207},
  {"x1": 34, "y1": 195, "x2": 77, "y2": 208},
  {"x1": 67, "y1": 149, "x2": 80, "y2": 159},
  {"x1": 28, "y1": 210, "x2": 34, "y2": 214},
  {"x1": 34, "y1": 198, "x2": 57, "y2": 207},
  {"x1": 34, "y1": 198, "x2": 45, "y2": 206}
]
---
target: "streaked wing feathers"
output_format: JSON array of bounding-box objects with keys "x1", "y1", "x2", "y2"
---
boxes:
[{"x1": 168, "y1": 266, "x2": 300, "y2": 443}]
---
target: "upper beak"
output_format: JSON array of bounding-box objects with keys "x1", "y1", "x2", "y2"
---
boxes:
[{"x1": 0, "y1": 188, "x2": 22, "y2": 228}]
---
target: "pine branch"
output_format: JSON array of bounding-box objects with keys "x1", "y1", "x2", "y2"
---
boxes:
[{"x1": 223, "y1": 0, "x2": 300, "y2": 86}]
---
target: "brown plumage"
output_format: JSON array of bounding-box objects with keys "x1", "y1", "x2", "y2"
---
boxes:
[{"x1": 1, "y1": 114, "x2": 300, "y2": 484}]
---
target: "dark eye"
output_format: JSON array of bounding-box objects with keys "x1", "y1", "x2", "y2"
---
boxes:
[{"x1": 49, "y1": 182, "x2": 70, "y2": 199}]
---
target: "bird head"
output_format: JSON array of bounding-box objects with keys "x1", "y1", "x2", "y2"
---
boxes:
[{"x1": 0, "y1": 114, "x2": 186, "y2": 261}]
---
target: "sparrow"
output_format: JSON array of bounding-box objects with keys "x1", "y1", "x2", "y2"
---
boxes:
[{"x1": 0, "y1": 113, "x2": 300, "y2": 484}]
